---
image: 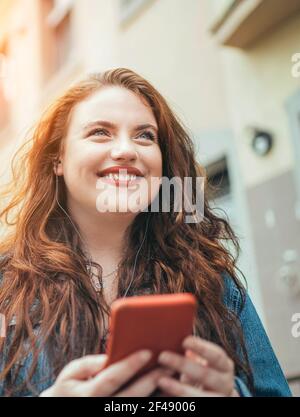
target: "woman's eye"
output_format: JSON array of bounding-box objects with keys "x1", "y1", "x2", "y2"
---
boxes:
[
  {"x1": 89, "y1": 128, "x2": 109, "y2": 137},
  {"x1": 138, "y1": 131, "x2": 156, "y2": 141},
  {"x1": 87, "y1": 129, "x2": 156, "y2": 141}
]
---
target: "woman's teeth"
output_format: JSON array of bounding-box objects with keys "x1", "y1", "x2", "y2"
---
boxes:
[{"x1": 102, "y1": 173, "x2": 139, "y2": 181}]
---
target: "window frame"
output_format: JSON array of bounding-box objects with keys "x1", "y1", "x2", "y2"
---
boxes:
[
  {"x1": 286, "y1": 89, "x2": 300, "y2": 202},
  {"x1": 119, "y1": 0, "x2": 153, "y2": 24},
  {"x1": 41, "y1": 0, "x2": 75, "y2": 83},
  {"x1": 0, "y1": 39, "x2": 11, "y2": 131},
  {"x1": 46, "y1": 0, "x2": 74, "y2": 27}
]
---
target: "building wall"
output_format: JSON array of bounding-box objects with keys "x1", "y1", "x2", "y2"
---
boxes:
[
  {"x1": 217, "y1": 11, "x2": 300, "y2": 378},
  {"x1": 118, "y1": 0, "x2": 230, "y2": 133},
  {"x1": 221, "y1": 13, "x2": 300, "y2": 188},
  {"x1": 247, "y1": 170, "x2": 300, "y2": 376}
]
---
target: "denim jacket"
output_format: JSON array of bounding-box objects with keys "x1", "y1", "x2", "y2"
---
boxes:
[{"x1": 0, "y1": 271, "x2": 292, "y2": 397}]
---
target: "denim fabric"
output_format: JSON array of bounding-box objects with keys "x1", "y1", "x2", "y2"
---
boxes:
[
  {"x1": 222, "y1": 273, "x2": 291, "y2": 397},
  {"x1": 0, "y1": 272, "x2": 292, "y2": 397}
]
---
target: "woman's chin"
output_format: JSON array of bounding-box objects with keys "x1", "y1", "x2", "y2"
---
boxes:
[{"x1": 95, "y1": 204, "x2": 144, "y2": 216}]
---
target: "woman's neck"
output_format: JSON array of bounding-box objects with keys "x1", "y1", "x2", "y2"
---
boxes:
[{"x1": 67, "y1": 200, "x2": 136, "y2": 273}]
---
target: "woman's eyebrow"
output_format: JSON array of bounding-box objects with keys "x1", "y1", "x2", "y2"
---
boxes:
[{"x1": 82, "y1": 120, "x2": 158, "y2": 132}]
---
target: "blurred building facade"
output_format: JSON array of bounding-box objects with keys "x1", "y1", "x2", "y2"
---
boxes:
[{"x1": 0, "y1": 0, "x2": 299, "y2": 394}]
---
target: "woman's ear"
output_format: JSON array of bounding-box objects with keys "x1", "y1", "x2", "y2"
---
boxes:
[{"x1": 53, "y1": 160, "x2": 63, "y2": 176}]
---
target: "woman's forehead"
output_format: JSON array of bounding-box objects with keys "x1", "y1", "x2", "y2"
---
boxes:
[{"x1": 70, "y1": 86, "x2": 157, "y2": 128}]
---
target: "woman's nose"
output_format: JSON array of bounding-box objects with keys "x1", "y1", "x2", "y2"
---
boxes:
[{"x1": 110, "y1": 138, "x2": 138, "y2": 161}]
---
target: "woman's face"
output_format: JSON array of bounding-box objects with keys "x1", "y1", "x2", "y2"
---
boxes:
[{"x1": 56, "y1": 86, "x2": 163, "y2": 216}]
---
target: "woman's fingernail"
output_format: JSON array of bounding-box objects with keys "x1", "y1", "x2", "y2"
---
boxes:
[
  {"x1": 96, "y1": 355, "x2": 107, "y2": 362},
  {"x1": 139, "y1": 350, "x2": 152, "y2": 361},
  {"x1": 159, "y1": 352, "x2": 171, "y2": 362},
  {"x1": 183, "y1": 336, "x2": 192, "y2": 346}
]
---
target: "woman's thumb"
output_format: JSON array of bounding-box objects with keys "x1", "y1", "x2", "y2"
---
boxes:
[{"x1": 58, "y1": 354, "x2": 108, "y2": 381}]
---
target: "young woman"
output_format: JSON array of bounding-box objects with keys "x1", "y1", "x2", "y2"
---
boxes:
[{"x1": 0, "y1": 68, "x2": 291, "y2": 397}]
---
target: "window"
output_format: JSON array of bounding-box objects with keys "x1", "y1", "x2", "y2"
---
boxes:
[
  {"x1": 206, "y1": 156, "x2": 237, "y2": 254},
  {"x1": 40, "y1": 0, "x2": 73, "y2": 82},
  {"x1": 208, "y1": 0, "x2": 236, "y2": 22},
  {"x1": 206, "y1": 156, "x2": 231, "y2": 201},
  {"x1": 52, "y1": 11, "x2": 72, "y2": 71},
  {"x1": 119, "y1": 0, "x2": 152, "y2": 23},
  {"x1": 206, "y1": 156, "x2": 237, "y2": 224}
]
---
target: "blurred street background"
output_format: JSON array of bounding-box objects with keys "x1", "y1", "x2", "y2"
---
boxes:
[{"x1": 0, "y1": 0, "x2": 300, "y2": 395}]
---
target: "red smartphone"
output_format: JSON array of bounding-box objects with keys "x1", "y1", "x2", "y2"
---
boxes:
[{"x1": 103, "y1": 292, "x2": 197, "y2": 386}]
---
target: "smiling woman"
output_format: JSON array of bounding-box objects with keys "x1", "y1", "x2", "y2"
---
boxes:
[
  {"x1": 53, "y1": 84, "x2": 162, "y2": 227},
  {"x1": 0, "y1": 68, "x2": 291, "y2": 397}
]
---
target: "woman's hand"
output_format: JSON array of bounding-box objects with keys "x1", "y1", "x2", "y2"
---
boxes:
[
  {"x1": 40, "y1": 350, "x2": 174, "y2": 397},
  {"x1": 156, "y1": 336, "x2": 239, "y2": 397}
]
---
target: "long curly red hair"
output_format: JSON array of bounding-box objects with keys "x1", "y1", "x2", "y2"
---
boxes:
[{"x1": 0, "y1": 68, "x2": 253, "y2": 395}]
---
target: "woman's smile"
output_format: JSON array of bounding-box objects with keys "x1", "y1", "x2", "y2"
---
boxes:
[
  {"x1": 96, "y1": 165, "x2": 146, "y2": 188},
  {"x1": 97, "y1": 174, "x2": 144, "y2": 188}
]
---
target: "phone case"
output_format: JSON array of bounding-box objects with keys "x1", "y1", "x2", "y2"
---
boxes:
[{"x1": 103, "y1": 292, "x2": 197, "y2": 386}]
